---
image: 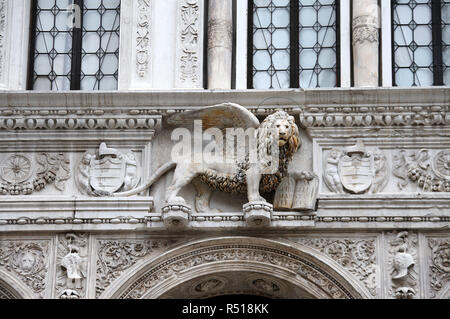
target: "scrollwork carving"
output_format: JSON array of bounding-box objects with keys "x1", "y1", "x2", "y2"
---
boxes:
[
  {"x1": 295, "y1": 238, "x2": 378, "y2": 296},
  {"x1": 136, "y1": 0, "x2": 151, "y2": 77},
  {"x1": 177, "y1": 0, "x2": 200, "y2": 86},
  {"x1": 428, "y1": 238, "x2": 450, "y2": 298},
  {"x1": 0, "y1": 241, "x2": 49, "y2": 298},
  {"x1": 96, "y1": 240, "x2": 174, "y2": 298}
]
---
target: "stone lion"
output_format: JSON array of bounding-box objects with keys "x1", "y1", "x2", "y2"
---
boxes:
[{"x1": 114, "y1": 103, "x2": 301, "y2": 212}]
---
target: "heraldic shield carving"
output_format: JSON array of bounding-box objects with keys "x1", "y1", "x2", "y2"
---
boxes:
[
  {"x1": 338, "y1": 141, "x2": 374, "y2": 194},
  {"x1": 324, "y1": 140, "x2": 388, "y2": 194},
  {"x1": 76, "y1": 143, "x2": 141, "y2": 196}
]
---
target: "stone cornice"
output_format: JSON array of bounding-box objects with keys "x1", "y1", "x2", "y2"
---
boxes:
[{"x1": 0, "y1": 88, "x2": 448, "y2": 130}]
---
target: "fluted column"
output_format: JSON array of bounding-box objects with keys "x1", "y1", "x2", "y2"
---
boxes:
[
  {"x1": 207, "y1": 0, "x2": 233, "y2": 89},
  {"x1": 352, "y1": 0, "x2": 379, "y2": 87}
]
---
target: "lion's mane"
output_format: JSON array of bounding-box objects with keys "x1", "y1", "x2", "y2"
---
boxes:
[{"x1": 198, "y1": 111, "x2": 301, "y2": 195}]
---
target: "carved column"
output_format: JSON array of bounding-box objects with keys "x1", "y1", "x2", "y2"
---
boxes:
[
  {"x1": 207, "y1": 0, "x2": 233, "y2": 89},
  {"x1": 352, "y1": 0, "x2": 379, "y2": 87}
]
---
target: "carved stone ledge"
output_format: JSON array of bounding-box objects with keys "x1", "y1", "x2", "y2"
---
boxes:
[
  {"x1": 162, "y1": 202, "x2": 191, "y2": 230},
  {"x1": 243, "y1": 202, "x2": 272, "y2": 227}
]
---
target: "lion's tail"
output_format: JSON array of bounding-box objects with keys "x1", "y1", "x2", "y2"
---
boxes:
[{"x1": 113, "y1": 161, "x2": 176, "y2": 197}]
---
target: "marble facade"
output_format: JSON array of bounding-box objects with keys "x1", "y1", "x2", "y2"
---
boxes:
[{"x1": 0, "y1": 0, "x2": 449, "y2": 299}]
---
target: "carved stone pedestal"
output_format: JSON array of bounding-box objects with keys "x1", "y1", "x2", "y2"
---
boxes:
[
  {"x1": 243, "y1": 202, "x2": 272, "y2": 227},
  {"x1": 162, "y1": 203, "x2": 191, "y2": 230}
]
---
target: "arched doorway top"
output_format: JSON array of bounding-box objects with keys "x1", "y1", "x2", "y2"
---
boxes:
[
  {"x1": 104, "y1": 236, "x2": 372, "y2": 299},
  {"x1": 0, "y1": 268, "x2": 36, "y2": 299}
]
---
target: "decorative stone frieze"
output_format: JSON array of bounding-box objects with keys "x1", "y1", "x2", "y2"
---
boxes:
[
  {"x1": 0, "y1": 240, "x2": 49, "y2": 298},
  {"x1": 352, "y1": 15, "x2": 378, "y2": 45},
  {"x1": 294, "y1": 238, "x2": 378, "y2": 297},
  {"x1": 428, "y1": 238, "x2": 450, "y2": 298}
]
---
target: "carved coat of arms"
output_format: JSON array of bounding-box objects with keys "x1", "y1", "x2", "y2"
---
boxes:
[
  {"x1": 323, "y1": 140, "x2": 388, "y2": 194},
  {"x1": 75, "y1": 143, "x2": 140, "y2": 196}
]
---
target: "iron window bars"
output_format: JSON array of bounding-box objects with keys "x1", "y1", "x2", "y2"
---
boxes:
[
  {"x1": 392, "y1": 0, "x2": 450, "y2": 86},
  {"x1": 27, "y1": 0, "x2": 120, "y2": 90},
  {"x1": 248, "y1": 0, "x2": 339, "y2": 89}
]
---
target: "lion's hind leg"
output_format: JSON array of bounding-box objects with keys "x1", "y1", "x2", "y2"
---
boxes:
[{"x1": 165, "y1": 162, "x2": 200, "y2": 204}]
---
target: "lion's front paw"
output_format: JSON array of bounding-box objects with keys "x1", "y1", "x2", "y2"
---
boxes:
[
  {"x1": 166, "y1": 196, "x2": 187, "y2": 205},
  {"x1": 248, "y1": 195, "x2": 267, "y2": 203}
]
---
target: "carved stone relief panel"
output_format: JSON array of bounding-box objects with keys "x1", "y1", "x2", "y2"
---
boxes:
[
  {"x1": 427, "y1": 237, "x2": 450, "y2": 298},
  {"x1": 75, "y1": 143, "x2": 141, "y2": 196},
  {"x1": 386, "y1": 231, "x2": 419, "y2": 299},
  {"x1": 293, "y1": 237, "x2": 378, "y2": 297},
  {"x1": 95, "y1": 239, "x2": 176, "y2": 298},
  {"x1": 0, "y1": 153, "x2": 70, "y2": 195},
  {"x1": 136, "y1": 0, "x2": 151, "y2": 77},
  {"x1": 393, "y1": 149, "x2": 450, "y2": 192},
  {"x1": 0, "y1": 240, "x2": 50, "y2": 298},
  {"x1": 55, "y1": 233, "x2": 88, "y2": 299},
  {"x1": 322, "y1": 140, "x2": 388, "y2": 194},
  {"x1": 175, "y1": 0, "x2": 203, "y2": 88}
]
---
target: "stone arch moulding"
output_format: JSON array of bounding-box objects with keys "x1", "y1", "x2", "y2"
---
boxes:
[
  {"x1": 101, "y1": 237, "x2": 373, "y2": 299},
  {"x1": 0, "y1": 267, "x2": 37, "y2": 299}
]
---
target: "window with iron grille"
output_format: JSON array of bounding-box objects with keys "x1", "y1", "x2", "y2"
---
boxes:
[
  {"x1": 28, "y1": 0, "x2": 120, "y2": 90},
  {"x1": 248, "y1": 0, "x2": 339, "y2": 89},
  {"x1": 392, "y1": 0, "x2": 450, "y2": 86}
]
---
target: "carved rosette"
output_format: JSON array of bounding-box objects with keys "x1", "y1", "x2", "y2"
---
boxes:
[
  {"x1": 136, "y1": 0, "x2": 151, "y2": 77},
  {"x1": 0, "y1": 153, "x2": 70, "y2": 195},
  {"x1": 119, "y1": 245, "x2": 353, "y2": 299},
  {"x1": 207, "y1": 19, "x2": 232, "y2": 50},
  {"x1": 428, "y1": 238, "x2": 450, "y2": 298},
  {"x1": 295, "y1": 238, "x2": 378, "y2": 296},
  {"x1": 95, "y1": 240, "x2": 174, "y2": 298},
  {"x1": 352, "y1": 15, "x2": 378, "y2": 45},
  {"x1": 55, "y1": 233, "x2": 88, "y2": 299},
  {"x1": 387, "y1": 231, "x2": 418, "y2": 299},
  {"x1": 0, "y1": 241, "x2": 49, "y2": 298},
  {"x1": 176, "y1": 0, "x2": 201, "y2": 87}
]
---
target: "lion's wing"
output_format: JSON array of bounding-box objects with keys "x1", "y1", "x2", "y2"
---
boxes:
[{"x1": 167, "y1": 102, "x2": 260, "y2": 130}]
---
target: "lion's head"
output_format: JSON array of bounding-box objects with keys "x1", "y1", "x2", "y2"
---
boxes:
[{"x1": 256, "y1": 111, "x2": 301, "y2": 175}]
